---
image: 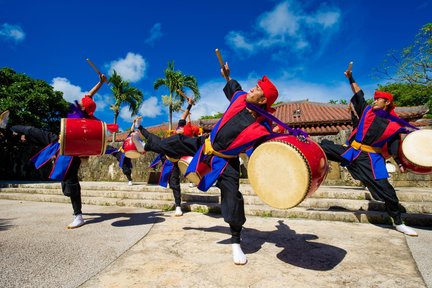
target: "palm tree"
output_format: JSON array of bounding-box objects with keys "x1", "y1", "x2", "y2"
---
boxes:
[
  {"x1": 109, "y1": 70, "x2": 144, "y2": 142},
  {"x1": 154, "y1": 61, "x2": 200, "y2": 130}
]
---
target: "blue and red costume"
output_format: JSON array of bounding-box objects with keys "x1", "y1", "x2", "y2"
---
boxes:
[{"x1": 320, "y1": 89, "x2": 415, "y2": 225}]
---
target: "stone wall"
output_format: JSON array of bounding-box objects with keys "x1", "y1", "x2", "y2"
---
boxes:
[{"x1": 1, "y1": 133, "x2": 431, "y2": 187}]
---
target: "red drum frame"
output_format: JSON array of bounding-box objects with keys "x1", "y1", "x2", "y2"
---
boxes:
[
  {"x1": 59, "y1": 118, "x2": 107, "y2": 156},
  {"x1": 178, "y1": 156, "x2": 211, "y2": 185},
  {"x1": 398, "y1": 129, "x2": 432, "y2": 174}
]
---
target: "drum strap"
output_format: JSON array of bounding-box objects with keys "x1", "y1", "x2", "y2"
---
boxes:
[
  {"x1": 204, "y1": 138, "x2": 236, "y2": 159},
  {"x1": 351, "y1": 140, "x2": 382, "y2": 153}
]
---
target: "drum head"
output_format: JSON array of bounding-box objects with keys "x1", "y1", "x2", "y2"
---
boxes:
[
  {"x1": 124, "y1": 150, "x2": 142, "y2": 159},
  {"x1": 248, "y1": 140, "x2": 311, "y2": 209},
  {"x1": 402, "y1": 130, "x2": 432, "y2": 168},
  {"x1": 178, "y1": 159, "x2": 189, "y2": 176},
  {"x1": 178, "y1": 158, "x2": 201, "y2": 185}
]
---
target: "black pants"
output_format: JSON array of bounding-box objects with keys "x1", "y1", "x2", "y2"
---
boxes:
[
  {"x1": 141, "y1": 127, "x2": 245, "y2": 242},
  {"x1": 11, "y1": 125, "x2": 83, "y2": 216},
  {"x1": 320, "y1": 140, "x2": 402, "y2": 224},
  {"x1": 216, "y1": 157, "x2": 246, "y2": 243},
  {"x1": 169, "y1": 163, "x2": 181, "y2": 206},
  {"x1": 112, "y1": 150, "x2": 133, "y2": 181}
]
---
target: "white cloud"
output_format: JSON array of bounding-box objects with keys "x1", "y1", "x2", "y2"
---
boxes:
[
  {"x1": 51, "y1": 77, "x2": 84, "y2": 103},
  {"x1": 145, "y1": 23, "x2": 163, "y2": 46},
  {"x1": 51, "y1": 77, "x2": 112, "y2": 111},
  {"x1": 258, "y1": 1, "x2": 299, "y2": 38},
  {"x1": 0, "y1": 23, "x2": 25, "y2": 43},
  {"x1": 120, "y1": 96, "x2": 163, "y2": 123},
  {"x1": 225, "y1": 31, "x2": 255, "y2": 54},
  {"x1": 108, "y1": 52, "x2": 147, "y2": 82},
  {"x1": 190, "y1": 74, "x2": 375, "y2": 120},
  {"x1": 191, "y1": 77, "x2": 261, "y2": 120},
  {"x1": 225, "y1": 0, "x2": 341, "y2": 60}
]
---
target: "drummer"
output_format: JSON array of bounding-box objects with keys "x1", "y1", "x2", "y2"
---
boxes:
[
  {"x1": 0, "y1": 73, "x2": 110, "y2": 229},
  {"x1": 320, "y1": 66, "x2": 417, "y2": 236},
  {"x1": 169, "y1": 97, "x2": 199, "y2": 216},
  {"x1": 134, "y1": 64, "x2": 279, "y2": 265},
  {"x1": 139, "y1": 96, "x2": 198, "y2": 216}
]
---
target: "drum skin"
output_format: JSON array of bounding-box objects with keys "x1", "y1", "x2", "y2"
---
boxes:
[
  {"x1": 178, "y1": 156, "x2": 211, "y2": 185},
  {"x1": 398, "y1": 130, "x2": 432, "y2": 175},
  {"x1": 248, "y1": 135, "x2": 328, "y2": 209},
  {"x1": 123, "y1": 137, "x2": 143, "y2": 159},
  {"x1": 59, "y1": 118, "x2": 107, "y2": 156}
]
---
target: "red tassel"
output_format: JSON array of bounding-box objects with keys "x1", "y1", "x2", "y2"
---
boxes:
[{"x1": 107, "y1": 124, "x2": 119, "y2": 133}]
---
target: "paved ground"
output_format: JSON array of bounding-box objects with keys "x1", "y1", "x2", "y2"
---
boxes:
[{"x1": 0, "y1": 199, "x2": 430, "y2": 288}]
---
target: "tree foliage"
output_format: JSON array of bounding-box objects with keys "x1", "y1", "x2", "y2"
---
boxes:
[
  {"x1": 154, "y1": 61, "x2": 200, "y2": 130},
  {"x1": 377, "y1": 82, "x2": 432, "y2": 117},
  {"x1": 329, "y1": 99, "x2": 348, "y2": 104},
  {"x1": 373, "y1": 23, "x2": 432, "y2": 86},
  {"x1": 109, "y1": 70, "x2": 143, "y2": 128},
  {"x1": 200, "y1": 112, "x2": 224, "y2": 120},
  {"x1": 0, "y1": 67, "x2": 70, "y2": 132}
]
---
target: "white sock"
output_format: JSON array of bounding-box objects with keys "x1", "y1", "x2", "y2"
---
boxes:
[{"x1": 232, "y1": 243, "x2": 247, "y2": 265}]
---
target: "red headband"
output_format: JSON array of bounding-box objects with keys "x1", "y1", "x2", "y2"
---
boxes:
[
  {"x1": 373, "y1": 91, "x2": 393, "y2": 103},
  {"x1": 81, "y1": 96, "x2": 96, "y2": 116},
  {"x1": 257, "y1": 76, "x2": 279, "y2": 113}
]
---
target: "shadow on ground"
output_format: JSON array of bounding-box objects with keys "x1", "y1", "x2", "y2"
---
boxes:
[{"x1": 184, "y1": 219, "x2": 347, "y2": 271}]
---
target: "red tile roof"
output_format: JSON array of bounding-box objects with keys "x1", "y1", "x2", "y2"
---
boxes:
[{"x1": 109, "y1": 101, "x2": 430, "y2": 141}]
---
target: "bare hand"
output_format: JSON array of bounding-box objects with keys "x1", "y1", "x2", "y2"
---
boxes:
[
  {"x1": 344, "y1": 70, "x2": 352, "y2": 79},
  {"x1": 134, "y1": 116, "x2": 143, "y2": 126},
  {"x1": 399, "y1": 164, "x2": 406, "y2": 173},
  {"x1": 221, "y1": 62, "x2": 230, "y2": 79},
  {"x1": 99, "y1": 73, "x2": 107, "y2": 83},
  {"x1": 187, "y1": 97, "x2": 194, "y2": 105}
]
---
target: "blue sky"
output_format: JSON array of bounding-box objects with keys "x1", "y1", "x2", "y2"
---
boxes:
[{"x1": 1, "y1": 0, "x2": 430, "y2": 131}]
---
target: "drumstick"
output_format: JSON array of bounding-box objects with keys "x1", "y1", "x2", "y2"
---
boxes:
[
  {"x1": 176, "y1": 89, "x2": 196, "y2": 105},
  {"x1": 86, "y1": 58, "x2": 110, "y2": 84},
  {"x1": 215, "y1": 48, "x2": 229, "y2": 82}
]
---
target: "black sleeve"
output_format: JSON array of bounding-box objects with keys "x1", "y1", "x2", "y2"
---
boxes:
[
  {"x1": 223, "y1": 79, "x2": 243, "y2": 101},
  {"x1": 177, "y1": 119, "x2": 186, "y2": 127},
  {"x1": 350, "y1": 90, "x2": 368, "y2": 118},
  {"x1": 10, "y1": 125, "x2": 58, "y2": 146},
  {"x1": 387, "y1": 135, "x2": 402, "y2": 166}
]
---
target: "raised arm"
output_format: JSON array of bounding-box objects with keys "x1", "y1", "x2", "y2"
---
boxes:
[
  {"x1": 345, "y1": 67, "x2": 367, "y2": 116},
  {"x1": 180, "y1": 97, "x2": 194, "y2": 121},
  {"x1": 344, "y1": 69, "x2": 361, "y2": 94},
  {"x1": 87, "y1": 73, "x2": 107, "y2": 98},
  {"x1": 221, "y1": 62, "x2": 242, "y2": 101}
]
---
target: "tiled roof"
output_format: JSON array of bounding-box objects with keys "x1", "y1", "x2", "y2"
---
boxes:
[{"x1": 109, "y1": 101, "x2": 430, "y2": 141}]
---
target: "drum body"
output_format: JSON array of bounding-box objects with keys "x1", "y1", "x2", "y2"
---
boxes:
[
  {"x1": 248, "y1": 135, "x2": 328, "y2": 209},
  {"x1": 122, "y1": 137, "x2": 144, "y2": 159},
  {"x1": 178, "y1": 156, "x2": 211, "y2": 185},
  {"x1": 59, "y1": 118, "x2": 107, "y2": 156},
  {"x1": 398, "y1": 129, "x2": 432, "y2": 174}
]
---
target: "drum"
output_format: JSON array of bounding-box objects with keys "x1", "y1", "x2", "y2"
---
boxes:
[
  {"x1": 398, "y1": 129, "x2": 432, "y2": 174},
  {"x1": 178, "y1": 156, "x2": 211, "y2": 185},
  {"x1": 122, "y1": 137, "x2": 144, "y2": 159},
  {"x1": 59, "y1": 118, "x2": 107, "y2": 156},
  {"x1": 248, "y1": 135, "x2": 328, "y2": 209}
]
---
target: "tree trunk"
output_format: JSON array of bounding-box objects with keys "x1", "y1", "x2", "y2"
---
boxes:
[
  {"x1": 169, "y1": 105, "x2": 173, "y2": 131},
  {"x1": 112, "y1": 113, "x2": 118, "y2": 143}
]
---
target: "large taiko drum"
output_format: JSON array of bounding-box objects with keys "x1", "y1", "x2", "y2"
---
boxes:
[
  {"x1": 178, "y1": 156, "x2": 211, "y2": 185},
  {"x1": 122, "y1": 135, "x2": 145, "y2": 159},
  {"x1": 248, "y1": 135, "x2": 328, "y2": 209},
  {"x1": 59, "y1": 118, "x2": 107, "y2": 156},
  {"x1": 398, "y1": 129, "x2": 432, "y2": 174}
]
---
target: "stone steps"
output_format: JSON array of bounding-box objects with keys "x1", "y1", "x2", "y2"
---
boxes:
[{"x1": 0, "y1": 181, "x2": 431, "y2": 226}]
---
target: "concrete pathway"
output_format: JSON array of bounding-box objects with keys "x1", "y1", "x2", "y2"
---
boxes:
[{"x1": 0, "y1": 199, "x2": 430, "y2": 288}]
